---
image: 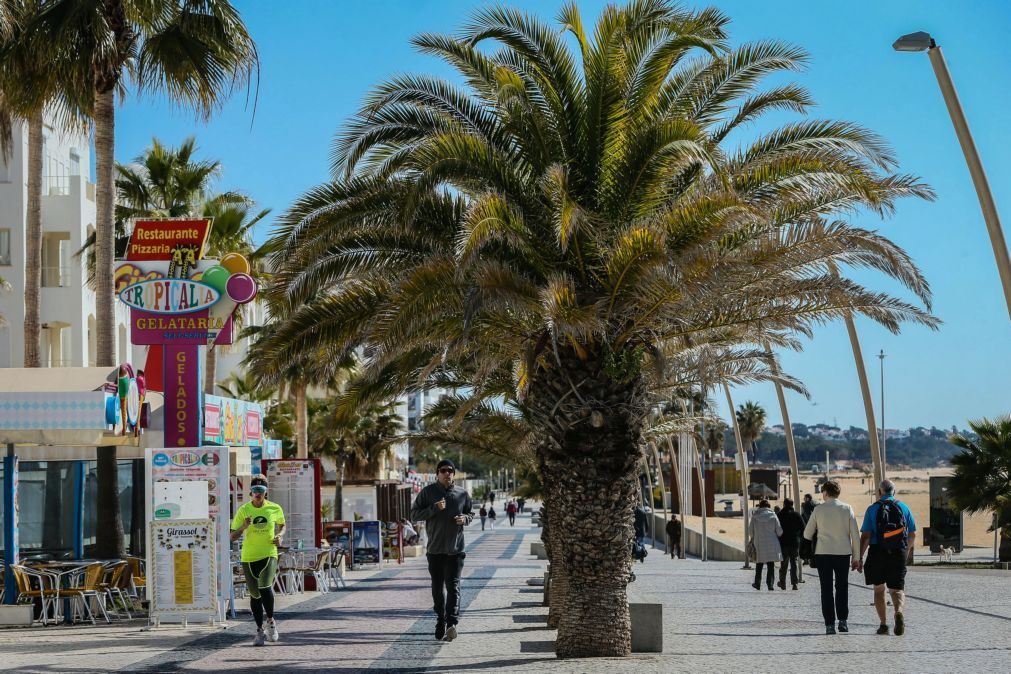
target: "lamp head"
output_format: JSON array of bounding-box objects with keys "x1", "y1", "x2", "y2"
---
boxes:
[{"x1": 893, "y1": 31, "x2": 935, "y2": 52}]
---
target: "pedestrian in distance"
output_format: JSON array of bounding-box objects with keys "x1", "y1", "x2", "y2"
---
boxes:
[
  {"x1": 801, "y1": 493, "x2": 816, "y2": 523},
  {"x1": 506, "y1": 500, "x2": 517, "y2": 526},
  {"x1": 799, "y1": 493, "x2": 817, "y2": 579},
  {"x1": 517, "y1": 497, "x2": 526, "y2": 514},
  {"x1": 777, "y1": 498, "x2": 806, "y2": 590},
  {"x1": 665, "y1": 515, "x2": 682, "y2": 559},
  {"x1": 411, "y1": 459, "x2": 474, "y2": 642},
  {"x1": 859, "y1": 479, "x2": 917, "y2": 636},
  {"x1": 479, "y1": 504, "x2": 488, "y2": 531},
  {"x1": 803, "y1": 480, "x2": 861, "y2": 634},
  {"x1": 487, "y1": 505, "x2": 497, "y2": 530},
  {"x1": 749, "y1": 499, "x2": 783, "y2": 591},
  {"x1": 230, "y1": 475, "x2": 285, "y2": 646}
]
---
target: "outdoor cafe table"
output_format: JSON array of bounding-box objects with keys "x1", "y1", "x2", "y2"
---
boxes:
[{"x1": 28, "y1": 560, "x2": 119, "y2": 624}]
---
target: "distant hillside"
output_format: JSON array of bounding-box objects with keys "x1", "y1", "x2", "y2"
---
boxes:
[{"x1": 724, "y1": 425, "x2": 964, "y2": 469}]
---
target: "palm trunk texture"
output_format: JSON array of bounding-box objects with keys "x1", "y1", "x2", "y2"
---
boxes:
[
  {"x1": 94, "y1": 87, "x2": 122, "y2": 559},
  {"x1": 295, "y1": 382, "x2": 308, "y2": 459},
  {"x1": 335, "y1": 454, "x2": 346, "y2": 520},
  {"x1": 528, "y1": 350, "x2": 643, "y2": 657},
  {"x1": 204, "y1": 344, "x2": 217, "y2": 394},
  {"x1": 23, "y1": 111, "x2": 43, "y2": 367}
]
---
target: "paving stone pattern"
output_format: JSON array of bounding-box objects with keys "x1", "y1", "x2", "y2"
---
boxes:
[{"x1": 2, "y1": 510, "x2": 1010, "y2": 673}]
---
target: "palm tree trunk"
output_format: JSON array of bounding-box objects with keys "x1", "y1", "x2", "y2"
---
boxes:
[
  {"x1": 844, "y1": 314, "x2": 884, "y2": 485},
  {"x1": 94, "y1": 88, "x2": 115, "y2": 367},
  {"x1": 204, "y1": 344, "x2": 217, "y2": 394},
  {"x1": 527, "y1": 351, "x2": 643, "y2": 657},
  {"x1": 335, "y1": 451, "x2": 346, "y2": 519},
  {"x1": 295, "y1": 381, "x2": 308, "y2": 459},
  {"x1": 539, "y1": 453, "x2": 567, "y2": 629},
  {"x1": 765, "y1": 344, "x2": 801, "y2": 504},
  {"x1": 93, "y1": 87, "x2": 123, "y2": 559},
  {"x1": 23, "y1": 110, "x2": 43, "y2": 367}
]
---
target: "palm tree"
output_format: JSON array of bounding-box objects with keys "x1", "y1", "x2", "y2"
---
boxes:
[
  {"x1": 0, "y1": 0, "x2": 89, "y2": 367},
  {"x1": 736, "y1": 401, "x2": 767, "y2": 464},
  {"x1": 201, "y1": 199, "x2": 268, "y2": 394},
  {"x1": 257, "y1": 2, "x2": 937, "y2": 656},
  {"x1": 31, "y1": 2, "x2": 257, "y2": 558},
  {"x1": 949, "y1": 417, "x2": 1011, "y2": 561}
]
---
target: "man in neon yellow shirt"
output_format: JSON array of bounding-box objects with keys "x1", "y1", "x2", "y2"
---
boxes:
[{"x1": 231, "y1": 475, "x2": 285, "y2": 646}]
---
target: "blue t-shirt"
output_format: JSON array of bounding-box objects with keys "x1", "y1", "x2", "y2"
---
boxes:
[{"x1": 861, "y1": 495, "x2": 916, "y2": 545}]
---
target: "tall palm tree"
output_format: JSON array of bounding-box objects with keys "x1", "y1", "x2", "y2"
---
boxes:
[
  {"x1": 31, "y1": 2, "x2": 257, "y2": 559},
  {"x1": 736, "y1": 401, "x2": 767, "y2": 464},
  {"x1": 0, "y1": 0, "x2": 89, "y2": 367},
  {"x1": 949, "y1": 417, "x2": 1011, "y2": 561},
  {"x1": 257, "y1": 1, "x2": 937, "y2": 656}
]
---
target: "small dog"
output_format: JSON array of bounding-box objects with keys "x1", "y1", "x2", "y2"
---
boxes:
[{"x1": 938, "y1": 545, "x2": 954, "y2": 562}]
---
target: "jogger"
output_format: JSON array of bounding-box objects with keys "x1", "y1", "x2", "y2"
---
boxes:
[{"x1": 231, "y1": 475, "x2": 286, "y2": 646}]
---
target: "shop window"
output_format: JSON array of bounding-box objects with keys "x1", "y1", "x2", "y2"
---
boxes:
[{"x1": 0, "y1": 228, "x2": 11, "y2": 265}]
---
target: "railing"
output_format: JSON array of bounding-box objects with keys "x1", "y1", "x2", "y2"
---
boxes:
[{"x1": 41, "y1": 265, "x2": 74, "y2": 288}]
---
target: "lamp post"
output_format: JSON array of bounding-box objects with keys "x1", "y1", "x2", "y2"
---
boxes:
[
  {"x1": 894, "y1": 32, "x2": 1011, "y2": 319},
  {"x1": 878, "y1": 350, "x2": 887, "y2": 480}
]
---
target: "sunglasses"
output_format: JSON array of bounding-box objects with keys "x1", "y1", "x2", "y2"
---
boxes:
[
  {"x1": 251, "y1": 485, "x2": 268, "y2": 494},
  {"x1": 438, "y1": 468, "x2": 455, "y2": 474}
]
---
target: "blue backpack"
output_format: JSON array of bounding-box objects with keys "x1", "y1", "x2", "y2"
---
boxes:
[{"x1": 876, "y1": 499, "x2": 908, "y2": 550}]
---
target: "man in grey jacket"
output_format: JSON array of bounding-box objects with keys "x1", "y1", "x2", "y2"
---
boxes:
[{"x1": 411, "y1": 459, "x2": 474, "y2": 642}]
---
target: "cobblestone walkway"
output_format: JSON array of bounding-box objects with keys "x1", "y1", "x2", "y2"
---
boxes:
[{"x1": 3, "y1": 512, "x2": 1010, "y2": 673}]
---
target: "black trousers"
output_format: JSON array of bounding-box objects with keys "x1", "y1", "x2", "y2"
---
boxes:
[
  {"x1": 815, "y1": 554, "x2": 851, "y2": 625},
  {"x1": 779, "y1": 553, "x2": 800, "y2": 586},
  {"x1": 754, "y1": 562, "x2": 774, "y2": 588},
  {"x1": 427, "y1": 553, "x2": 465, "y2": 626}
]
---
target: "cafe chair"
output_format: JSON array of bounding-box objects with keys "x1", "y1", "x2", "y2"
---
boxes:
[
  {"x1": 308, "y1": 551, "x2": 331, "y2": 593},
  {"x1": 11, "y1": 565, "x2": 61, "y2": 626},
  {"x1": 126, "y1": 557, "x2": 146, "y2": 600},
  {"x1": 99, "y1": 562, "x2": 133, "y2": 620},
  {"x1": 327, "y1": 547, "x2": 348, "y2": 590},
  {"x1": 63, "y1": 563, "x2": 111, "y2": 624}
]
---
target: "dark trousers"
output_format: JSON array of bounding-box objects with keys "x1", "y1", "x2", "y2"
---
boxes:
[
  {"x1": 427, "y1": 553, "x2": 465, "y2": 626},
  {"x1": 754, "y1": 562, "x2": 774, "y2": 588},
  {"x1": 815, "y1": 554, "x2": 851, "y2": 625},
  {"x1": 508, "y1": 513, "x2": 516, "y2": 525},
  {"x1": 669, "y1": 540, "x2": 681, "y2": 558},
  {"x1": 779, "y1": 553, "x2": 800, "y2": 586}
]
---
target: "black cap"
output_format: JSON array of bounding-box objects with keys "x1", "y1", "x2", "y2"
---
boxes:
[{"x1": 437, "y1": 459, "x2": 456, "y2": 472}]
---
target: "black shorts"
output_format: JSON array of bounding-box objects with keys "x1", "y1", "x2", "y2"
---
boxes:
[{"x1": 864, "y1": 546, "x2": 907, "y2": 590}]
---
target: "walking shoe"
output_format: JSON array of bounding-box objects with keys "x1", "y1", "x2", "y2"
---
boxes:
[
  {"x1": 777, "y1": 581, "x2": 786, "y2": 590},
  {"x1": 253, "y1": 629, "x2": 265, "y2": 646},
  {"x1": 435, "y1": 621, "x2": 446, "y2": 641},
  {"x1": 838, "y1": 621, "x2": 848, "y2": 633},
  {"x1": 825, "y1": 625, "x2": 836, "y2": 635},
  {"x1": 266, "y1": 618, "x2": 279, "y2": 642},
  {"x1": 894, "y1": 611, "x2": 905, "y2": 636},
  {"x1": 876, "y1": 624, "x2": 890, "y2": 635},
  {"x1": 767, "y1": 585, "x2": 774, "y2": 591},
  {"x1": 443, "y1": 624, "x2": 458, "y2": 642},
  {"x1": 751, "y1": 581, "x2": 760, "y2": 590},
  {"x1": 792, "y1": 584, "x2": 798, "y2": 590}
]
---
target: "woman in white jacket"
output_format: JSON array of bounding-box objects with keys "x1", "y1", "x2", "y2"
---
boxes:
[{"x1": 803, "y1": 480, "x2": 861, "y2": 634}]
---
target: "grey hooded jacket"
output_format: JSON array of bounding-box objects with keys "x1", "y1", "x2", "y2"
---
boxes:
[
  {"x1": 411, "y1": 481, "x2": 474, "y2": 555},
  {"x1": 749, "y1": 507, "x2": 784, "y2": 563}
]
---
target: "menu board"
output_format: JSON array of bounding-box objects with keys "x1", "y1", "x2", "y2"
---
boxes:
[
  {"x1": 263, "y1": 459, "x2": 321, "y2": 548},
  {"x1": 146, "y1": 447, "x2": 231, "y2": 620},
  {"x1": 149, "y1": 520, "x2": 216, "y2": 618}
]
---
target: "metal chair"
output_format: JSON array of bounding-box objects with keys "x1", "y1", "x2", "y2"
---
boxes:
[
  {"x1": 11, "y1": 565, "x2": 61, "y2": 625},
  {"x1": 308, "y1": 551, "x2": 331, "y2": 593},
  {"x1": 327, "y1": 547, "x2": 348, "y2": 590},
  {"x1": 98, "y1": 562, "x2": 133, "y2": 619},
  {"x1": 63, "y1": 563, "x2": 110, "y2": 624}
]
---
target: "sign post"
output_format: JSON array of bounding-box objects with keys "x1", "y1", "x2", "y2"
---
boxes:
[{"x1": 2, "y1": 448, "x2": 18, "y2": 605}]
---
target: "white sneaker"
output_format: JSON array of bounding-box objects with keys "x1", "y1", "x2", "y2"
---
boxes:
[
  {"x1": 267, "y1": 618, "x2": 279, "y2": 642},
  {"x1": 443, "y1": 624, "x2": 458, "y2": 642},
  {"x1": 254, "y1": 629, "x2": 265, "y2": 646}
]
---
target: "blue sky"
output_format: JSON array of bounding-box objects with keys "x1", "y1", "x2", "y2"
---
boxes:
[{"x1": 113, "y1": 0, "x2": 1011, "y2": 430}]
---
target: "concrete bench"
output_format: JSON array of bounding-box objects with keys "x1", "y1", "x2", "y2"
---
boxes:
[
  {"x1": 627, "y1": 589, "x2": 662, "y2": 653},
  {"x1": 0, "y1": 605, "x2": 34, "y2": 627},
  {"x1": 530, "y1": 541, "x2": 547, "y2": 559}
]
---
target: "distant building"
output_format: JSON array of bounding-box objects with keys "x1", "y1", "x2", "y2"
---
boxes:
[{"x1": 0, "y1": 118, "x2": 131, "y2": 368}]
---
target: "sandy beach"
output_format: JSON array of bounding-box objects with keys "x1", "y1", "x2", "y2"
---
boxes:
[{"x1": 683, "y1": 468, "x2": 996, "y2": 553}]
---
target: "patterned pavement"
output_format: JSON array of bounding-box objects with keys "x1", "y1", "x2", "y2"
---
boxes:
[{"x1": 3, "y1": 510, "x2": 1011, "y2": 673}]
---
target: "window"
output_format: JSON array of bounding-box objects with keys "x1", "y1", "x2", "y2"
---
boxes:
[
  {"x1": 0, "y1": 228, "x2": 11, "y2": 265},
  {"x1": 69, "y1": 151, "x2": 81, "y2": 177}
]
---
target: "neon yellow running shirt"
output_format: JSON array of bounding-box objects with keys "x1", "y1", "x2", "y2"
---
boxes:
[{"x1": 231, "y1": 499, "x2": 286, "y2": 562}]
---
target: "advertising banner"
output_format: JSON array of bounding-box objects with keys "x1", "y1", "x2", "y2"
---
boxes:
[
  {"x1": 125, "y1": 219, "x2": 212, "y2": 260},
  {"x1": 323, "y1": 520, "x2": 352, "y2": 569},
  {"x1": 352, "y1": 520, "x2": 382, "y2": 566},
  {"x1": 149, "y1": 519, "x2": 217, "y2": 620},
  {"x1": 263, "y1": 459, "x2": 321, "y2": 548},
  {"x1": 253, "y1": 439, "x2": 283, "y2": 474},
  {"x1": 146, "y1": 447, "x2": 230, "y2": 620},
  {"x1": 203, "y1": 395, "x2": 264, "y2": 447}
]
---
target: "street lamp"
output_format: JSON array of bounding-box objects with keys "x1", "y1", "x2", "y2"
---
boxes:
[
  {"x1": 893, "y1": 32, "x2": 1011, "y2": 319},
  {"x1": 878, "y1": 349, "x2": 887, "y2": 480}
]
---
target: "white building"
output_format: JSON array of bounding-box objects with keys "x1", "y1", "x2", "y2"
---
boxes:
[{"x1": 0, "y1": 119, "x2": 130, "y2": 369}]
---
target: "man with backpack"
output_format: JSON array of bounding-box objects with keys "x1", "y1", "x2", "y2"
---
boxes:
[{"x1": 859, "y1": 479, "x2": 917, "y2": 636}]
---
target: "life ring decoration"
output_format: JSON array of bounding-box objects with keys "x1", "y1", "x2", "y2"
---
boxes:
[{"x1": 126, "y1": 378, "x2": 141, "y2": 426}]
